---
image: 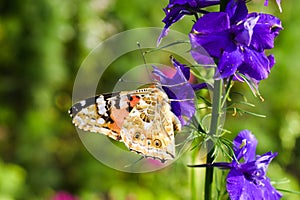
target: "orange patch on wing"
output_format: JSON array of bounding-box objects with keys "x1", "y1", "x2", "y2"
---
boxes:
[
  {"x1": 129, "y1": 95, "x2": 141, "y2": 107},
  {"x1": 107, "y1": 121, "x2": 121, "y2": 134},
  {"x1": 109, "y1": 107, "x2": 131, "y2": 132}
]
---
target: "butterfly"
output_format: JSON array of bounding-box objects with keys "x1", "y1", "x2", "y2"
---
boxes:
[{"x1": 69, "y1": 86, "x2": 182, "y2": 162}]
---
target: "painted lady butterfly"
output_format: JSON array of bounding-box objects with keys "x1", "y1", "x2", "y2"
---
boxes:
[{"x1": 69, "y1": 86, "x2": 182, "y2": 162}]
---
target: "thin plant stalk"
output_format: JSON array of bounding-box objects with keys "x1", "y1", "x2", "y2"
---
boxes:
[{"x1": 205, "y1": 79, "x2": 223, "y2": 200}]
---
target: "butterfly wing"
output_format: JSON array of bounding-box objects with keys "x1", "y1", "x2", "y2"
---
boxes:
[
  {"x1": 69, "y1": 87, "x2": 182, "y2": 162},
  {"x1": 121, "y1": 87, "x2": 182, "y2": 162},
  {"x1": 69, "y1": 91, "x2": 142, "y2": 141}
]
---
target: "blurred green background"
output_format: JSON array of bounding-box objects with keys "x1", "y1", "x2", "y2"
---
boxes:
[{"x1": 0, "y1": 0, "x2": 299, "y2": 199}]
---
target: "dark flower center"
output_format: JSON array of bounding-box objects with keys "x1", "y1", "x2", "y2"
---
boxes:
[{"x1": 242, "y1": 167, "x2": 265, "y2": 186}]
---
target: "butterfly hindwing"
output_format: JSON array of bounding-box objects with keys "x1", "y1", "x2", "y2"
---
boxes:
[{"x1": 121, "y1": 88, "x2": 182, "y2": 161}]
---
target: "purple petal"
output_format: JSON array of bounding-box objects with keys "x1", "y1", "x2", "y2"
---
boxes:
[
  {"x1": 234, "y1": 12, "x2": 282, "y2": 51},
  {"x1": 167, "y1": 0, "x2": 219, "y2": 7},
  {"x1": 225, "y1": 0, "x2": 248, "y2": 24},
  {"x1": 190, "y1": 31, "x2": 235, "y2": 58},
  {"x1": 268, "y1": 54, "x2": 275, "y2": 69},
  {"x1": 191, "y1": 12, "x2": 230, "y2": 34},
  {"x1": 217, "y1": 48, "x2": 243, "y2": 79},
  {"x1": 161, "y1": 85, "x2": 195, "y2": 125},
  {"x1": 194, "y1": 0, "x2": 220, "y2": 7},
  {"x1": 234, "y1": 15, "x2": 260, "y2": 47},
  {"x1": 157, "y1": 28, "x2": 169, "y2": 46},
  {"x1": 233, "y1": 130, "x2": 257, "y2": 162},
  {"x1": 238, "y1": 47, "x2": 271, "y2": 81},
  {"x1": 158, "y1": 0, "x2": 220, "y2": 43},
  {"x1": 192, "y1": 82, "x2": 210, "y2": 91},
  {"x1": 227, "y1": 168, "x2": 264, "y2": 200},
  {"x1": 261, "y1": 177, "x2": 283, "y2": 199},
  {"x1": 227, "y1": 168, "x2": 281, "y2": 200},
  {"x1": 171, "y1": 57, "x2": 190, "y2": 80},
  {"x1": 248, "y1": 13, "x2": 283, "y2": 51},
  {"x1": 190, "y1": 12, "x2": 235, "y2": 58},
  {"x1": 158, "y1": 7, "x2": 189, "y2": 45},
  {"x1": 239, "y1": 152, "x2": 277, "y2": 179},
  {"x1": 254, "y1": 152, "x2": 278, "y2": 173}
]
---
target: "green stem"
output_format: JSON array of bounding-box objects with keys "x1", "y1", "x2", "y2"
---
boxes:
[
  {"x1": 205, "y1": 79, "x2": 223, "y2": 200},
  {"x1": 221, "y1": 76, "x2": 233, "y2": 108},
  {"x1": 204, "y1": 144, "x2": 215, "y2": 200},
  {"x1": 191, "y1": 148, "x2": 197, "y2": 200},
  {"x1": 209, "y1": 79, "x2": 223, "y2": 136}
]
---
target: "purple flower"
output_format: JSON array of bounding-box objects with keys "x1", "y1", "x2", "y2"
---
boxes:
[
  {"x1": 189, "y1": 0, "x2": 282, "y2": 82},
  {"x1": 264, "y1": 0, "x2": 282, "y2": 12},
  {"x1": 226, "y1": 130, "x2": 282, "y2": 200},
  {"x1": 152, "y1": 57, "x2": 207, "y2": 125},
  {"x1": 158, "y1": 0, "x2": 220, "y2": 44},
  {"x1": 189, "y1": 130, "x2": 282, "y2": 199}
]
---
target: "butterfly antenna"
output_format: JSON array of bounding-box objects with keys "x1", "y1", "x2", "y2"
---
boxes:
[
  {"x1": 137, "y1": 42, "x2": 154, "y2": 82},
  {"x1": 137, "y1": 42, "x2": 147, "y2": 66}
]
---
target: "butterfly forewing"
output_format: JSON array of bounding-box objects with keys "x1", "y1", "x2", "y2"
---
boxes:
[{"x1": 69, "y1": 92, "x2": 133, "y2": 141}]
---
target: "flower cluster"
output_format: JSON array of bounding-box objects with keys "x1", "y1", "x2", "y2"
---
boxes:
[
  {"x1": 191, "y1": 130, "x2": 282, "y2": 200},
  {"x1": 190, "y1": 0, "x2": 282, "y2": 82},
  {"x1": 160, "y1": 0, "x2": 282, "y2": 83},
  {"x1": 157, "y1": 0, "x2": 283, "y2": 199},
  {"x1": 226, "y1": 130, "x2": 282, "y2": 200}
]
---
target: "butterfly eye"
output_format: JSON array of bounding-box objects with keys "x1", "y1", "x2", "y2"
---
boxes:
[{"x1": 153, "y1": 139, "x2": 162, "y2": 148}]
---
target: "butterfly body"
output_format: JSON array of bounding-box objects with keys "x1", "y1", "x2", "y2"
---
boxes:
[{"x1": 69, "y1": 87, "x2": 181, "y2": 162}]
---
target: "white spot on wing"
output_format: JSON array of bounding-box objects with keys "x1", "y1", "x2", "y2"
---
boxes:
[
  {"x1": 74, "y1": 116, "x2": 85, "y2": 127},
  {"x1": 97, "y1": 118, "x2": 105, "y2": 125},
  {"x1": 80, "y1": 100, "x2": 86, "y2": 106},
  {"x1": 98, "y1": 105, "x2": 106, "y2": 115},
  {"x1": 82, "y1": 108, "x2": 88, "y2": 115},
  {"x1": 96, "y1": 95, "x2": 107, "y2": 115},
  {"x1": 96, "y1": 95, "x2": 105, "y2": 104}
]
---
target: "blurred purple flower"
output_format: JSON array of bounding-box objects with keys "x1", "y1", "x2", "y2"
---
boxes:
[
  {"x1": 51, "y1": 191, "x2": 78, "y2": 200},
  {"x1": 158, "y1": 0, "x2": 220, "y2": 44},
  {"x1": 264, "y1": 0, "x2": 282, "y2": 12},
  {"x1": 189, "y1": 0, "x2": 282, "y2": 82},
  {"x1": 152, "y1": 57, "x2": 207, "y2": 125}
]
